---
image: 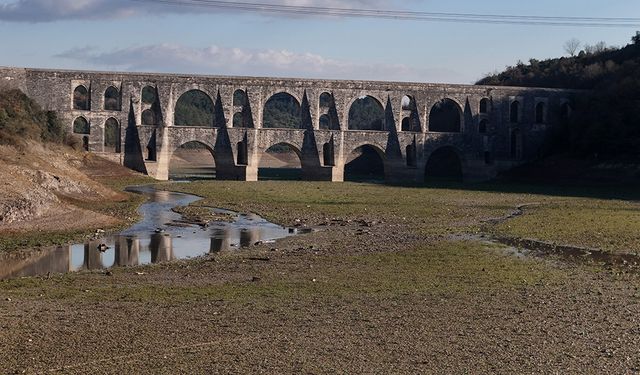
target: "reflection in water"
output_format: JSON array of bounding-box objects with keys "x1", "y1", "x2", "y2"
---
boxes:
[
  {"x1": 115, "y1": 237, "x2": 140, "y2": 267},
  {"x1": 84, "y1": 242, "x2": 103, "y2": 270},
  {"x1": 210, "y1": 228, "x2": 231, "y2": 253},
  {"x1": 0, "y1": 186, "x2": 304, "y2": 279},
  {"x1": 240, "y1": 228, "x2": 260, "y2": 248},
  {"x1": 150, "y1": 233, "x2": 173, "y2": 263}
]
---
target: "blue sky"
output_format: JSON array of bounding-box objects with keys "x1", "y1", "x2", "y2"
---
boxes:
[{"x1": 0, "y1": 0, "x2": 638, "y2": 83}]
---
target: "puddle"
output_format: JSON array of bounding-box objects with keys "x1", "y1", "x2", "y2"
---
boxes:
[{"x1": 0, "y1": 185, "x2": 311, "y2": 279}]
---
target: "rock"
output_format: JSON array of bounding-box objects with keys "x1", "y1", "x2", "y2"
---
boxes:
[
  {"x1": 5, "y1": 298, "x2": 11, "y2": 302},
  {"x1": 105, "y1": 271, "x2": 113, "y2": 276}
]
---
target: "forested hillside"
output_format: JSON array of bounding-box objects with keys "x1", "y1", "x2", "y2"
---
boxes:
[{"x1": 478, "y1": 32, "x2": 640, "y2": 156}]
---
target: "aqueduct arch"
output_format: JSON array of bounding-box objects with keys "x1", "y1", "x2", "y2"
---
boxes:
[{"x1": 0, "y1": 66, "x2": 580, "y2": 183}]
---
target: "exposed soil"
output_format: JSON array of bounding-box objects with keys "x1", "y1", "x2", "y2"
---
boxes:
[
  {"x1": 0, "y1": 142, "x2": 147, "y2": 251},
  {"x1": 1, "y1": 181, "x2": 640, "y2": 374}
]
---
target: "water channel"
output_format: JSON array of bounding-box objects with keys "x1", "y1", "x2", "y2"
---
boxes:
[{"x1": 0, "y1": 185, "x2": 307, "y2": 279}]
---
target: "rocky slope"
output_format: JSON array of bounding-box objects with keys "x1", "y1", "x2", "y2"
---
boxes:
[{"x1": 0, "y1": 141, "x2": 133, "y2": 233}]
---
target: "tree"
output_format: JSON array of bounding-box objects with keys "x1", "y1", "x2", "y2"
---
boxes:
[
  {"x1": 584, "y1": 41, "x2": 609, "y2": 55},
  {"x1": 563, "y1": 38, "x2": 581, "y2": 57},
  {"x1": 633, "y1": 31, "x2": 640, "y2": 45}
]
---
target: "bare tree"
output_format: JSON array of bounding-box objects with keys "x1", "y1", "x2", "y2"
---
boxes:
[
  {"x1": 563, "y1": 38, "x2": 581, "y2": 57},
  {"x1": 585, "y1": 41, "x2": 609, "y2": 55}
]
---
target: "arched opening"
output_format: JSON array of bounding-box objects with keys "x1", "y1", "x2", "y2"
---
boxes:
[
  {"x1": 319, "y1": 92, "x2": 340, "y2": 130},
  {"x1": 479, "y1": 98, "x2": 489, "y2": 114},
  {"x1": 424, "y1": 147, "x2": 463, "y2": 182},
  {"x1": 323, "y1": 141, "x2": 335, "y2": 166},
  {"x1": 535, "y1": 102, "x2": 545, "y2": 124},
  {"x1": 104, "y1": 118, "x2": 121, "y2": 153},
  {"x1": 344, "y1": 145, "x2": 385, "y2": 182},
  {"x1": 82, "y1": 136, "x2": 89, "y2": 152},
  {"x1": 233, "y1": 89, "x2": 247, "y2": 107},
  {"x1": 146, "y1": 145, "x2": 156, "y2": 161},
  {"x1": 478, "y1": 119, "x2": 488, "y2": 134},
  {"x1": 401, "y1": 95, "x2": 412, "y2": 111},
  {"x1": 104, "y1": 86, "x2": 120, "y2": 111},
  {"x1": 237, "y1": 140, "x2": 248, "y2": 165},
  {"x1": 320, "y1": 92, "x2": 332, "y2": 108},
  {"x1": 232, "y1": 90, "x2": 253, "y2": 128},
  {"x1": 233, "y1": 113, "x2": 244, "y2": 128},
  {"x1": 428, "y1": 99, "x2": 461, "y2": 133},
  {"x1": 406, "y1": 144, "x2": 417, "y2": 167},
  {"x1": 142, "y1": 86, "x2": 157, "y2": 105},
  {"x1": 510, "y1": 101, "x2": 520, "y2": 123},
  {"x1": 141, "y1": 109, "x2": 157, "y2": 126},
  {"x1": 258, "y1": 143, "x2": 302, "y2": 180},
  {"x1": 73, "y1": 86, "x2": 90, "y2": 110},
  {"x1": 73, "y1": 116, "x2": 90, "y2": 134},
  {"x1": 169, "y1": 141, "x2": 216, "y2": 180},
  {"x1": 174, "y1": 90, "x2": 215, "y2": 127},
  {"x1": 401, "y1": 96, "x2": 421, "y2": 132},
  {"x1": 348, "y1": 96, "x2": 385, "y2": 131},
  {"x1": 319, "y1": 114, "x2": 330, "y2": 129},
  {"x1": 401, "y1": 117, "x2": 411, "y2": 131},
  {"x1": 263, "y1": 92, "x2": 301, "y2": 129},
  {"x1": 146, "y1": 130, "x2": 157, "y2": 161},
  {"x1": 510, "y1": 129, "x2": 522, "y2": 159}
]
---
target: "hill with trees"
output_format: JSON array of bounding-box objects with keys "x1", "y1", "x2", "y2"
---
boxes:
[{"x1": 478, "y1": 32, "x2": 640, "y2": 157}]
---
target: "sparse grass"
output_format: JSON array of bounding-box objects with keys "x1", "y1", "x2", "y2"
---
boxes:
[
  {"x1": 168, "y1": 180, "x2": 640, "y2": 254},
  {"x1": 0, "y1": 228, "x2": 90, "y2": 252},
  {"x1": 165, "y1": 181, "x2": 520, "y2": 234},
  {"x1": 1, "y1": 240, "x2": 561, "y2": 305},
  {"x1": 489, "y1": 198, "x2": 640, "y2": 253}
]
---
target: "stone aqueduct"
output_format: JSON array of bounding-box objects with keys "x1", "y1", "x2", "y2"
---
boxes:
[{"x1": 1, "y1": 67, "x2": 578, "y2": 182}]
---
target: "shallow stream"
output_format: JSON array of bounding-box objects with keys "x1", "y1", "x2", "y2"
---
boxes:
[{"x1": 0, "y1": 185, "x2": 307, "y2": 279}]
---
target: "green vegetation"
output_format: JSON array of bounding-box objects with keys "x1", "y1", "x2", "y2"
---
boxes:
[
  {"x1": 348, "y1": 96, "x2": 384, "y2": 130},
  {"x1": 174, "y1": 90, "x2": 215, "y2": 126},
  {"x1": 489, "y1": 198, "x2": 640, "y2": 252},
  {"x1": 478, "y1": 32, "x2": 640, "y2": 157},
  {"x1": 167, "y1": 181, "x2": 640, "y2": 254},
  {"x1": 263, "y1": 92, "x2": 301, "y2": 129},
  {"x1": 0, "y1": 89, "x2": 65, "y2": 145}
]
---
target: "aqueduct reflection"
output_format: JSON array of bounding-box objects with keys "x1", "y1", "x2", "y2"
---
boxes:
[{"x1": 0, "y1": 227, "x2": 270, "y2": 279}]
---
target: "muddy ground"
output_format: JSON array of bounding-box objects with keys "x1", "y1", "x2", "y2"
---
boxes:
[{"x1": 1, "y1": 180, "x2": 640, "y2": 374}]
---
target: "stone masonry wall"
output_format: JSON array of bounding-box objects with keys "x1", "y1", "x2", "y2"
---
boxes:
[{"x1": 0, "y1": 66, "x2": 581, "y2": 183}]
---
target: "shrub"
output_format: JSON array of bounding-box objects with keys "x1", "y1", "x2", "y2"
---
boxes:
[{"x1": 0, "y1": 89, "x2": 66, "y2": 146}]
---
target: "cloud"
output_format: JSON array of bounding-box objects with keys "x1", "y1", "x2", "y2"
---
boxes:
[
  {"x1": 0, "y1": 0, "x2": 409, "y2": 23},
  {"x1": 55, "y1": 43, "x2": 468, "y2": 83}
]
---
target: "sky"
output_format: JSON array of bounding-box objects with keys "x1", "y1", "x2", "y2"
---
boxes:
[{"x1": 0, "y1": 0, "x2": 638, "y2": 84}]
